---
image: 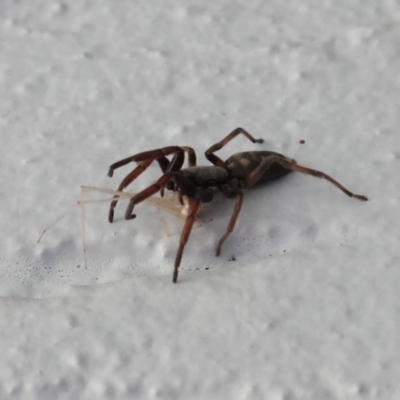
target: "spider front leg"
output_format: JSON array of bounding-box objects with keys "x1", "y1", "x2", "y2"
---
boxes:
[
  {"x1": 108, "y1": 146, "x2": 197, "y2": 222},
  {"x1": 123, "y1": 172, "x2": 196, "y2": 220},
  {"x1": 108, "y1": 159, "x2": 154, "y2": 222},
  {"x1": 108, "y1": 146, "x2": 196, "y2": 177}
]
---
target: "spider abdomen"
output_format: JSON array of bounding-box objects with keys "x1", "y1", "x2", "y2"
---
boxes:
[{"x1": 226, "y1": 151, "x2": 293, "y2": 183}]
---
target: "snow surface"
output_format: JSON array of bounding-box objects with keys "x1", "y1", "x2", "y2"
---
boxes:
[{"x1": 1, "y1": 0, "x2": 400, "y2": 399}]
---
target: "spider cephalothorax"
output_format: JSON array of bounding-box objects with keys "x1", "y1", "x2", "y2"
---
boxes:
[{"x1": 108, "y1": 128, "x2": 367, "y2": 283}]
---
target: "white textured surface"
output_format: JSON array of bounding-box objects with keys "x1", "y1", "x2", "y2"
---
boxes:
[{"x1": 1, "y1": 1, "x2": 399, "y2": 399}]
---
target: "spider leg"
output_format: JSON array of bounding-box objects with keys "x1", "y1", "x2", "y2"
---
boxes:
[
  {"x1": 160, "y1": 147, "x2": 188, "y2": 198},
  {"x1": 130, "y1": 146, "x2": 196, "y2": 167},
  {"x1": 216, "y1": 192, "x2": 244, "y2": 256},
  {"x1": 108, "y1": 146, "x2": 196, "y2": 177},
  {"x1": 108, "y1": 146, "x2": 197, "y2": 222},
  {"x1": 117, "y1": 171, "x2": 198, "y2": 283},
  {"x1": 181, "y1": 146, "x2": 197, "y2": 167},
  {"x1": 109, "y1": 159, "x2": 153, "y2": 222},
  {"x1": 205, "y1": 127, "x2": 264, "y2": 167},
  {"x1": 246, "y1": 155, "x2": 368, "y2": 200},
  {"x1": 173, "y1": 199, "x2": 201, "y2": 283},
  {"x1": 279, "y1": 159, "x2": 368, "y2": 200},
  {"x1": 124, "y1": 172, "x2": 196, "y2": 220}
]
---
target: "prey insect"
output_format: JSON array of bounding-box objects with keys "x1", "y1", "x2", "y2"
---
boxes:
[
  {"x1": 108, "y1": 127, "x2": 368, "y2": 283},
  {"x1": 37, "y1": 186, "x2": 189, "y2": 269}
]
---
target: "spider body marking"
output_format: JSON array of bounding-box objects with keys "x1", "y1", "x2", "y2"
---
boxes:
[{"x1": 107, "y1": 128, "x2": 368, "y2": 283}]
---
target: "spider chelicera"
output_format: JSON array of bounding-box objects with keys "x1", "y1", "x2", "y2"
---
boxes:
[{"x1": 107, "y1": 128, "x2": 368, "y2": 283}]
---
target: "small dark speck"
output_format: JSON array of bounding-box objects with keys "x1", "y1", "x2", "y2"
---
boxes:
[
  {"x1": 283, "y1": 250, "x2": 286, "y2": 253},
  {"x1": 269, "y1": 254, "x2": 272, "y2": 257},
  {"x1": 205, "y1": 267, "x2": 209, "y2": 270},
  {"x1": 196, "y1": 268, "x2": 199, "y2": 271},
  {"x1": 229, "y1": 256, "x2": 236, "y2": 262},
  {"x1": 299, "y1": 140, "x2": 305, "y2": 144},
  {"x1": 76, "y1": 265, "x2": 81, "y2": 268}
]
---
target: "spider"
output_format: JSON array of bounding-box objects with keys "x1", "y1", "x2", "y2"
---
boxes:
[{"x1": 107, "y1": 128, "x2": 368, "y2": 283}]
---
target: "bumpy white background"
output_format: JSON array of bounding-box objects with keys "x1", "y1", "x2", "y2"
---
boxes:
[{"x1": 1, "y1": 1, "x2": 399, "y2": 399}]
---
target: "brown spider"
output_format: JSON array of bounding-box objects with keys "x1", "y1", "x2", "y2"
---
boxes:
[{"x1": 107, "y1": 128, "x2": 368, "y2": 283}]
